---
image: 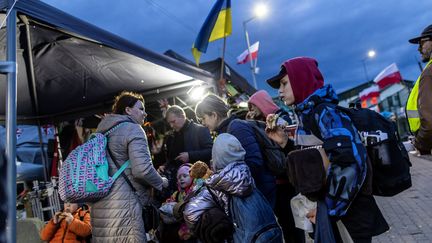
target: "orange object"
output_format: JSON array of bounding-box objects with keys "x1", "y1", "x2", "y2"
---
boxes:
[{"x1": 40, "y1": 209, "x2": 91, "y2": 243}]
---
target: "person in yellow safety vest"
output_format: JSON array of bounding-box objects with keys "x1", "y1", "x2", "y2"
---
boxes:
[{"x1": 406, "y1": 24, "x2": 432, "y2": 155}]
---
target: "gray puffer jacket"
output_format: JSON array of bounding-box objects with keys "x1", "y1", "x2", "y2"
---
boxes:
[
  {"x1": 90, "y1": 114, "x2": 164, "y2": 243},
  {"x1": 183, "y1": 162, "x2": 253, "y2": 230}
]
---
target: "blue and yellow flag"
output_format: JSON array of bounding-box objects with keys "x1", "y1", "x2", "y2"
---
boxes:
[{"x1": 192, "y1": 0, "x2": 232, "y2": 66}]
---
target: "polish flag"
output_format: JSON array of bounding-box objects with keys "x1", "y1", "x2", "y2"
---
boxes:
[
  {"x1": 359, "y1": 85, "x2": 380, "y2": 101},
  {"x1": 237, "y1": 41, "x2": 259, "y2": 64},
  {"x1": 374, "y1": 63, "x2": 402, "y2": 89}
]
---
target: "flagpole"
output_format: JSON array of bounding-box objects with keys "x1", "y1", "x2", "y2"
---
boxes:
[
  {"x1": 243, "y1": 18, "x2": 257, "y2": 89},
  {"x1": 220, "y1": 37, "x2": 226, "y2": 81}
]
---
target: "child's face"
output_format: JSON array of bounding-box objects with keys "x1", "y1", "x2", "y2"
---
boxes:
[
  {"x1": 64, "y1": 203, "x2": 79, "y2": 214},
  {"x1": 177, "y1": 172, "x2": 192, "y2": 189}
]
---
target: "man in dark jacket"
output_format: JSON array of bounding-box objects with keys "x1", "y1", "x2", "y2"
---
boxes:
[
  {"x1": 407, "y1": 24, "x2": 432, "y2": 155},
  {"x1": 157, "y1": 105, "x2": 213, "y2": 200}
]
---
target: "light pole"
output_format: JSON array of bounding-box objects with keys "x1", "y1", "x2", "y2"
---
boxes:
[
  {"x1": 361, "y1": 50, "x2": 376, "y2": 81},
  {"x1": 243, "y1": 3, "x2": 268, "y2": 89}
]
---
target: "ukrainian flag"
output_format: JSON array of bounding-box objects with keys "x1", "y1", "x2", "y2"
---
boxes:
[{"x1": 192, "y1": 0, "x2": 232, "y2": 66}]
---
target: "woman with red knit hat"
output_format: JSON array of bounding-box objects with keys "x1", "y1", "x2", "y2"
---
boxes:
[{"x1": 265, "y1": 57, "x2": 388, "y2": 243}]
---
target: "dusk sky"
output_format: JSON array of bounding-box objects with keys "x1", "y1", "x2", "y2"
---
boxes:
[{"x1": 43, "y1": 0, "x2": 431, "y2": 96}]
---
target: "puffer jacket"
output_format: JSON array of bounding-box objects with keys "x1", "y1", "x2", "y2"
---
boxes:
[
  {"x1": 40, "y1": 209, "x2": 91, "y2": 243},
  {"x1": 215, "y1": 116, "x2": 277, "y2": 207},
  {"x1": 185, "y1": 162, "x2": 282, "y2": 243},
  {"x1": 90, "y1": 114, "x2": 164, "y2": 243},
  {"x1": 183, "y1": 162, "x2": 252, "y2": 229}
]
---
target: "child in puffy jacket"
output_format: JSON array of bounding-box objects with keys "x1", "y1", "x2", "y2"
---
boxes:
[
  {"x1": 184, "y1": 133, "x2": 283, "y2": 243},
  {"x1": 159, "y1": 163, "x2": 196, "y2": 242},
  {"x1": 40, "y1": 203, "x2": 91, "y2": 243}
]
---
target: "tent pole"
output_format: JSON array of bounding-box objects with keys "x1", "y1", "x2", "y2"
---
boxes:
[
  {"x1": 21, "y1": 15, "x2": 49, "y2": 181},
  {"x1": 5, "y1": 7, "x2": 17, "y2": 243}
]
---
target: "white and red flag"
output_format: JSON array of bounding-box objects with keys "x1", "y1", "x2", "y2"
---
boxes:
[
  {"x1": 359, "y1": 85, "x2": 380, "y2": 101},
  {"x1": 374, "y1": 63, "x2": 402, "y2": 89},
  {"x1": 237, "y1": 41, "x2": 259, "y2": 64}
]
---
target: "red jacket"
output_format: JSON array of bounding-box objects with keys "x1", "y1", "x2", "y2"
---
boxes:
[{"x1": 40, "y1": 209, "x2": 91, "y2": 243}]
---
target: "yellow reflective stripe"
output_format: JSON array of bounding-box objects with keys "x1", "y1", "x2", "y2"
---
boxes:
[{"x1": 406, "y1": 110, "x2": 419, "y2": 118}]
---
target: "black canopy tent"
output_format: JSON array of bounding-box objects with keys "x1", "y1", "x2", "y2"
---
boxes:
[
  {"x1": 0, "y1": 0, "x2": 215, "y2": 124},
  {"x1": 0, "y1": 1, "x2": 217, "y2": 241}
]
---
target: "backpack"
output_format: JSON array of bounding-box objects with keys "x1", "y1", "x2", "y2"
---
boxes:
[
  {"x1": 230, "y1": 120, "x2": 286, "y2": 176},
  {"x1": 229, "y1": 189, "x2": 283, "y2": 243},
  {"x1": 58, "y1": 123, "x2": 130, "y2": 203},
  {"x1": 335, "y1": 105, "x2": 412, "y2": 197}
]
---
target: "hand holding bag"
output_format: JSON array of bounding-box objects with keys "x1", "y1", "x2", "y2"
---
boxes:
[{"x1": 287, "y1": 147, "x2": 330, "y2": 201}]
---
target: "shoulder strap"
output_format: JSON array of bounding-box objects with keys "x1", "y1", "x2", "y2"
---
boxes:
[
  {"x1": 107, "y1": 147, "x2": 136, "y2": 192},
  {"x1": 104, "y1": 121, "x2": 137, "y2": 192}
]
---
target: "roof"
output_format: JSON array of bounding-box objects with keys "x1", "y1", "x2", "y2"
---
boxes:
[
  {"x1": 164, "y1": 51, "x2": 256, "y2": 96},
  {"x1": 0, "y1": 0, "x2": 215, "y2": 123},
  {"x1": 200, "y1": 58, "x2": 256, "y2": 95}
]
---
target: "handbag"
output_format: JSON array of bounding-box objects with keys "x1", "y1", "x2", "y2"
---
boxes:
[
  {"x1": 287, "y1": 146, "x2": 330, "y2": 200},
  {"x1": 142, "y1": 204, "x2": 160, "y2": 232},
  {"x1": 108, "y1": 148, "x2": 160, "y2": 232}
]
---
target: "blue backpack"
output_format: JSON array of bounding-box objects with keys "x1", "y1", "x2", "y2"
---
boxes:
[{"x1": 229, "y1": 189, "x2": 283, "y2": 243}]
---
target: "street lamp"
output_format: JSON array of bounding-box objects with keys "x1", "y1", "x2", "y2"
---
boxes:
[
  {"x1": 361, "y1": 49, "x2": 376, "y2": 81},
  {"x1": 243, "y1": 3, "x2": 268, "y2": 89}
]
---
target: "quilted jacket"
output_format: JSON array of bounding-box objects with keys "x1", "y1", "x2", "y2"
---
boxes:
[{"x1": 90, "y1": 114, "x2": 164, "y2": 243}]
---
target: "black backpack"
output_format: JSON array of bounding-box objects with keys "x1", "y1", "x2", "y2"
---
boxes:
[
  {"x1": 335, "y1": 105, "x2": 412, "y2": 197},
  {"x1": 230, "y1": 120, "x2": 286, "y2": 176}
]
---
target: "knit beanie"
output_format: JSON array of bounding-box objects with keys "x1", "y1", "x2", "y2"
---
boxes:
[{"x1": 248, "y1": 90, "x2": 280, "y2": 117}]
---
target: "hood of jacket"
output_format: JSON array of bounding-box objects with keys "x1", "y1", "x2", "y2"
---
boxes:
[
  {"x1": 248, "y1": 90, "x2": 279, "y2": 117},
  {"x1": 282, "y1": 57, "x2": 324, "y2": 105},
  {"x1": 211, "y1": 133, "x2": 246, "y2": 171},
  {"x1": 295, "y1": 84, "x2": 339, "y2": 113},
  {"x1": 97, "y1": 114, "x2": 136, "y2": 132},
  {"x1": 206, "y1": 161, "x2": 254, "y2": 197}
]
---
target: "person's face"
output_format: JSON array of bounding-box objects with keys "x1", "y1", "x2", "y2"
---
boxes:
[
  {"x1": 125, "y1": 100, "x2": 147, "y2": 125},
  {"x1": 419, "y1": 37, "x2": 432, "y2": 62},
  {"x1": 200, "y1": 112, "x2": 219, "y2": 132},
  {"x1": 64, "y1": 203, "x2": 79, "y2": 214},
  {"x1": 278, "y1": 75, "x2": 295, "y2": 105},
  {"x1": 166, "y1": 113, "x2": 186, "y2": 132},
  {"x1": 248, "y1": 103, "x2": 264, "y2": 120},
  {"x1": 177, "y1": 171, "x2": 192, "y2": 189}
]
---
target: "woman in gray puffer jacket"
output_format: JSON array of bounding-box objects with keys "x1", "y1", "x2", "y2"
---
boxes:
[
  {"x1": 184, "y1": 133, "x2": 283, "y2": 243},
  {"x1": 91, "y1": 91, "x2": 168, "y2": 243}
]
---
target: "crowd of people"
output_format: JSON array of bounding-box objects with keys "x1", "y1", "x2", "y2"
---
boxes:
[{"x1": 38, "y1": 23, "x2": 432, "y2": 243}]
